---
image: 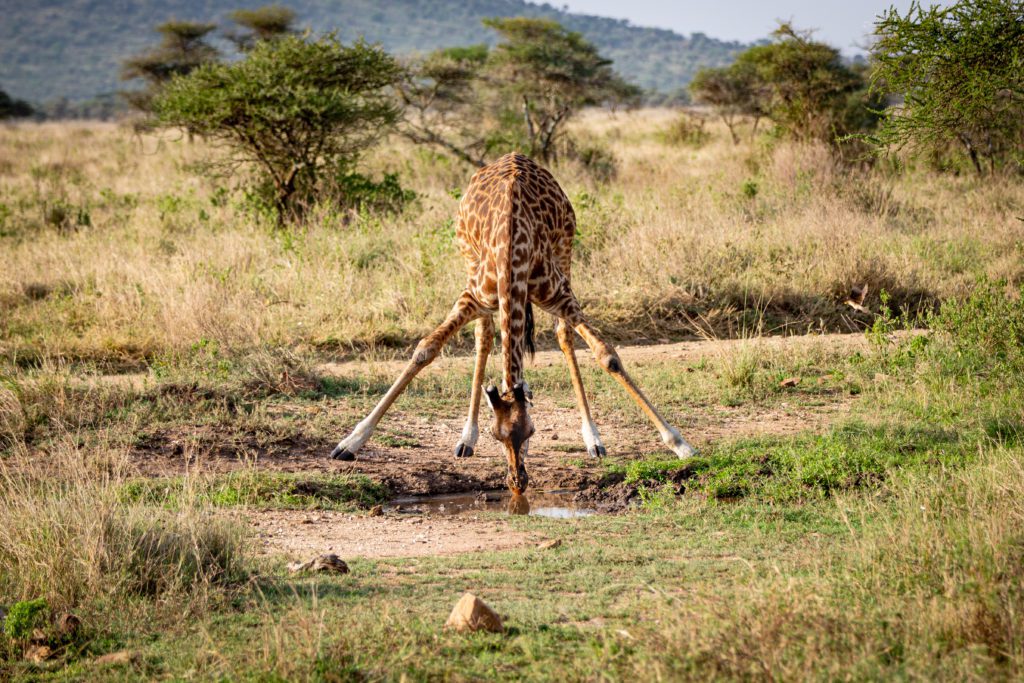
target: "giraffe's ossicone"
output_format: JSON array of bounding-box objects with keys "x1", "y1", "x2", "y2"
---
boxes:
[{"x1": 330, "y1": 153, "x2": 697, "y2": 494}]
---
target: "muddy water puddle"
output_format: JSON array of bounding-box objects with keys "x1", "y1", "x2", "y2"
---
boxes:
[{"x1": 388, "y1": 489, "x2": 596, "y2": 519}]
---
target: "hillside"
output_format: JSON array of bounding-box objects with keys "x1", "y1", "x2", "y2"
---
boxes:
[{"x1": 0, "y1": 0, "x2": 750, "y2": 104}]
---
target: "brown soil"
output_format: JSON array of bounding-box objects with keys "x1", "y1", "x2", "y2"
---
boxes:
[
  {"x1": 248, "y1": 509, "x2": 536, "y2": 561},
  {"x1": 124, "y1": 333, "x2": 876, "y2": 560}
]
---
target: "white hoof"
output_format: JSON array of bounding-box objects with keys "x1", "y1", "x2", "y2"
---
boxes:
[
  {"x1": 454, "y1": 421, "x2": 479, "y2": 458},
  {"x1": 664, "y1": 429, "x2": 698, "y2": 459},
  {"x1": 330, "y1": 419, "x2": 373, "y2": 460},
  {"x1": 581, "y1": 420, "x2": 606, "y2": 458}
]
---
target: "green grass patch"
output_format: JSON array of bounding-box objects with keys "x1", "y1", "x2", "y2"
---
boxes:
[
  {"x1": 120, "y1": 471, "x2": 390, "y2": 512},
  {"x1": 612, "y1": 419, "x2": 973, "y2": 503}
]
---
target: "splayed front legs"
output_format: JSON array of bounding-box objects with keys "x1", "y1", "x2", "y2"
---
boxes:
[
  {"x1": 541, "y1": 287, "x2": 697, "y2": 460},
  {"x1": 329, "y1": 292, "x2": 481, "y2": 461},
  {"x1": 573, "y1": 319, "x2": 697, "y2": 458}
]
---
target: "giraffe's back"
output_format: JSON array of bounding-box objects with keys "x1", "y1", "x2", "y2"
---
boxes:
[{"x1": 456, "y1": 153, "x2": 575, "y2": 310}]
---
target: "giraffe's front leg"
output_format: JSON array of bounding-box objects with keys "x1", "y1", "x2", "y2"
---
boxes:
[
  {"x1": 329, "y1": 292, "x2": 481, "y2": 461},
  {"x1": 555, "y1": 319, "x2": 605, "y2": 458},
  {"x1": 454, "y1": 315, "x2": 494, "y2": 457},
  {"x1": 329, "y1": 419, "x2": 374, "y2": 461}
]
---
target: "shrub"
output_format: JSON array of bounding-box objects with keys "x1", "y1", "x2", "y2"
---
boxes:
[
  {"x1": 929, "y1": 278, "x2": 1024, "y2": 379},
  {"x1": 2, "y1": 598, "x2": 47, "y2": 641},
  {"x1": 153, "y1": 34, "x2": 401, "y2": 223},
  {"x1": 659, "y1": 113, "x2": 711, "y2": 147}
]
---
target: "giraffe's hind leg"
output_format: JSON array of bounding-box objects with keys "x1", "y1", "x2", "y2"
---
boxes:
[
  {"x1": 329, "y1": 292, "x2": 481, "y2": 461},
  {"x1": 454, "y1": 314, "x2": 494, "y2": 457},
  {"x1": 556, "y1": 318, "x2": 605, "y2": 458}
]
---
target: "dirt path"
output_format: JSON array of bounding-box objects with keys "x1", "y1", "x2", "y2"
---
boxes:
[{"x1": 249, "y1": 509, "x2": 536, "y2": 560}]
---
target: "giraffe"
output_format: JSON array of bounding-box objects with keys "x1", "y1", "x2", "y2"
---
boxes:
[{"x1": 329, "y1": 153, "x2": 697, "y2": 493}]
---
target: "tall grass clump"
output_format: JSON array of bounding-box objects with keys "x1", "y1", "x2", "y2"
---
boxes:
[{"x1": 0, "y1": 435, "x2": 250, "y2": 655}]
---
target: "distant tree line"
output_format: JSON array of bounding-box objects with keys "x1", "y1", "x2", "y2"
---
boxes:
[{"x1": 101, "y1": 0, "x2": 1020, "y2": 227}]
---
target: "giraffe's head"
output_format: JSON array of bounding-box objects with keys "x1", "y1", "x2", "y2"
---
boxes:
[{"x1": 485, "y1": 382, "x2": 534, "y2": 494}]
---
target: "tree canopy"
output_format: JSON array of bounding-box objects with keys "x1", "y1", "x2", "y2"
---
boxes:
[
  {"x1": 483, "y1": 17, "x2": 640, "y2": 162},
  {"x1": 399, "y1": 18, "x2": 639, "y2": 166},
  {"x1": 691, "y1": 24, "x2": 881, "y2": 149},
  {"x1": 120, "y1": 20, "x2": 220, "y2": 112},
  {"x1": 227, "y1": 4, "x2": 298, "y2": 51},
  {"x1": 871, "y1": 0, "x2": 1024, "y2": 174},
  {"x1": 153, "y1": 33, "x2": 401, "y2": 221}
]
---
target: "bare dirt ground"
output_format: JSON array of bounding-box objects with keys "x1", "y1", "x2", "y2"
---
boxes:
[
  {"x1": 248, "y1": 509, "x2": 537, "y2": 560},
  {"x1": 126, "y1": 333, "x2": 876, "y2": 561}
]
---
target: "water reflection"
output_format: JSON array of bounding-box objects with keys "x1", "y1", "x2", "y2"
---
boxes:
[{"x1": 507, "y1": 493, "x2": 531, "y2": 516}]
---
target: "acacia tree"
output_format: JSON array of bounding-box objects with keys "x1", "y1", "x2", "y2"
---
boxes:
[
  {"x1": 735, "y1": 24, "x2": 865, "y2": 142},
  {"x1": 871, "y1": 0, "x2": 1024, "y2": 175},
  {"x1": 121, "y1": 21, "x2": 220, "y2": 112},
  {"x1": 153, "y1": 34, "x2": 401, "y2": 223},
  {"x1": 226, "y1": 4, "x2": 297, "y2": 51},
  {"x1": 397, "y1": 45, "x2": 491, "y2": 167},
  {"x1": 482, "y1": 18, "x2": 640, "y2": 163},
  {"x1": 689, "y1": 62, "x2": 765, "y2": 144}
]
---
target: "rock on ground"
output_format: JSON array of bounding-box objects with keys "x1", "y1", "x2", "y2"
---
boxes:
[{"x1": 445, "y1": 593, "x2": 503, "y2": 633}]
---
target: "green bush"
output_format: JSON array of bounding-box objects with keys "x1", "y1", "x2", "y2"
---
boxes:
[
  {"x1": 154, "y1": 33, "x2": 401, "y2": 223},
  {"x1": 872, "y1": 0, "x2": 1024, "y2": 175},
  {"x1": 930, "y1": 279, "x2": 1024, "y2": 379},
  {"x1": 3, "y1": 597, "x2": 47, "y2": 641}
]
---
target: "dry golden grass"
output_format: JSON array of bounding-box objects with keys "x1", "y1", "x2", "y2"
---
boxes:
[
  {"x1": 0, "y1": 428, "x2": 248, "y2": 625},
  {"x1": 1, "y1": 110, "x2": 1022, "y2": 369}
]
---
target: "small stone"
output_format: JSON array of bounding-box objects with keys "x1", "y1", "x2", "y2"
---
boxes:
[
  {"x1": 779, "y1": 377, "x2": 801, "y2": 388},
  {"x1": 369, "y1": 504, "x2": 384, "y2": 517},
  {"x1": 444, "y1": 593, "x2": 503, "y2": 633},
  {"x1": 288, "y1": 553, "x2": 350, "y2": 574},
  {"x1": 537, "y1": 539, "x2": 562, "y2": 550},
  {"x1": 551, "y1": 433, "x2": 559, "y2": 441},
  {"x1": 95, "y1": 650, "x2": 138, "y2": 666}
]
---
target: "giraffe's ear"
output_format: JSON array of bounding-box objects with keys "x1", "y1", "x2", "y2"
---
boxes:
[{"x1": 484, "y1": 385, "x2": 502, "y2": 411}]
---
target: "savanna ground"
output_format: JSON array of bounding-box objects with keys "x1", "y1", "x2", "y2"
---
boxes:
[{"x1": 1, "y1": 109, "x2": 1023, "y2": 680}]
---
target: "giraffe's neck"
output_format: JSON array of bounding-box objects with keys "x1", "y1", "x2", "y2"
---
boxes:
[
  {"x1": 501, "y1": 329, "x2": 524, "y2": 392},
  {"x1": 498, "y1": 215, "x2": 529, "y2": 393}
]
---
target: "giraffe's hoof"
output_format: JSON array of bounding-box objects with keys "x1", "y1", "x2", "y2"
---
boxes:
[
  {"x1": 330, "y1": 446, "x2": 356, "y2": 461},
  {"x1": 587, "y1": 445, "x2": 607, "y2": 458},
  {"x1": 453, "y1": 443, "x2": 474, "y2": 458}
]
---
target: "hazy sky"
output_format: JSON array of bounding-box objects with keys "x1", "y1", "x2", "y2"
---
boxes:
[{"x1": 555, "y1": 1, "x2": 946, "y2": 54}]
